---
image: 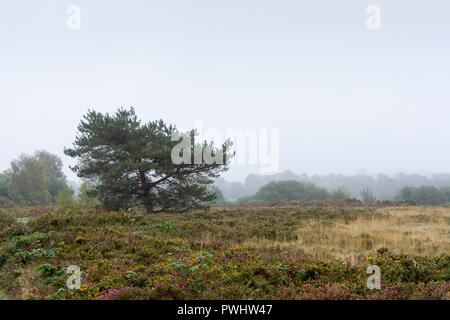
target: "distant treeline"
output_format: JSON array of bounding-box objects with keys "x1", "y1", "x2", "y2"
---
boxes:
[
  {"x1": 215, "y1": 170, "x2": 450, "y2": 202},
  {"x1": 395, "y1": 185, "x2": 450, "y2": 206},
  {"x1": 3, "y1": 152, "x2": 450, "y2": 208},
  {"x1": 228, "y1": 179, "x2": 450, "y2": 206}
]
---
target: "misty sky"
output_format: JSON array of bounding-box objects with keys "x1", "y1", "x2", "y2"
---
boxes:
[{"x1": 1, "y1": 0, "x2": 450, "y2": 182}]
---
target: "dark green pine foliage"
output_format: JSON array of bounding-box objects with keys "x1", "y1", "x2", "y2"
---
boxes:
[{"x1": 64, "y1": 107, "x2": 232, "y2": 213}]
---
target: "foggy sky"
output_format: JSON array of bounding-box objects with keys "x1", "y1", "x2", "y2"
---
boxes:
[{"x1": 1, "y1": 0, "x2": 450, "y2": 182}]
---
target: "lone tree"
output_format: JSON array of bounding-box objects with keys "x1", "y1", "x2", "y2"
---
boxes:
[
  {"x1": 360, "y1": 187, "x2": 376, "y2": 204},
  {"x1": 64, "y1": 107, "x2": 233, "y2": 213}
]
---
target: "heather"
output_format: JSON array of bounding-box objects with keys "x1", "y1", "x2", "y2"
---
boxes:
[{"x1": 0, "y1": 204, "x2": 448, "y2": 300}]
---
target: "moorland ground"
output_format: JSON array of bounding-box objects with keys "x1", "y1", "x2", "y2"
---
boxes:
[{"x1": 0, "y1": 204, "x2": 448, "y2": 300}]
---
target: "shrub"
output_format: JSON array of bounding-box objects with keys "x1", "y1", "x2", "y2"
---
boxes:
[
  {"x1": 254, "y1": 180, "x2": 330, "y2": 202},
  {"x1": 0, "y1": 251, "x2": 7, "y2": 267},
  {"x1": 0, "y1": 196, "x2": 14, "y2": 208},
  {"x1": 35, "y1": 263, "x2": 58, "y2": 277},
  {"x1": 75, "y1": 236, "x2": 88, "y2": 245},
  {"x1": 0, "y1": 211, "x2": 17, "y2": 228},
  {"x1": 55, "y1": 188, "x2": 77, "y2": 211}
]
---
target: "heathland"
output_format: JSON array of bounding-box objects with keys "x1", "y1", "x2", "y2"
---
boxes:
[{"x1": 0, "y1": 203, "x2": 448, "y2": 300}]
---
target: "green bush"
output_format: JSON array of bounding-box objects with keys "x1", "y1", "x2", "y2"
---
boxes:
[
  {"x1": 254, "y1": 180, "x2": 330, "y2": 202},
  {"x1": 55, "y1": 188, "x2": 77, "y2": 211}
]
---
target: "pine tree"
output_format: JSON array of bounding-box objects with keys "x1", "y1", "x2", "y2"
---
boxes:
[{"x1": 64, "y1": 107, "x2": 232, "y2": 213}]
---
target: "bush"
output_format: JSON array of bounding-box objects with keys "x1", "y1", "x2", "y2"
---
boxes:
[
  {"x1": 0, "y1": 196, "x2": 14, "y2": 208},
  {"x1": 55, "y1": 188, "x2": 77, "y2": 211},
  {"x1": 252, "y1": 180, "x2": 331, "y2": 202},
  {"x1": 330, "y1": 187, "x2": 351, "y2": 201},
  {"x1": 35, "y1": 263, "x2": 58, "y2": 277},
  {"x1": 0, "y1": 211, "x2": 16, "y2": 227}
]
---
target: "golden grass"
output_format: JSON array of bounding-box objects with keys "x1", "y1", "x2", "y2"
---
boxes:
[{"x1": 242, "y1": 206, "x2": 450, "y2": 263}]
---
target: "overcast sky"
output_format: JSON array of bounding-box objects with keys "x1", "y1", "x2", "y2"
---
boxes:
[{"x1": 1, "y1": 0, "x2": 449, "y2": 182}]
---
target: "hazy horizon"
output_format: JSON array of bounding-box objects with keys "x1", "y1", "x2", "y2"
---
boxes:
[{"x1": 2, "y1": 0, "x2": 450, "y2": 182}]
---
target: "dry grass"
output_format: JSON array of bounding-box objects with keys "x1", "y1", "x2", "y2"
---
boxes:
[{"x1": 242, "y1": 206, "x2": 450, "y2": 263}]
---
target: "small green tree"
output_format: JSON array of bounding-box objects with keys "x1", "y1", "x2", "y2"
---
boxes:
[
  {"x1": 0, "y1": 171, "x2": 12, "y2": 207},
  {"x1": 0, "y1": 171, "x2": 11, "y2": 198},
  {"x1": 55, "y1": 187, "x2": 76, "y2": 211},
  {"x1": 77, "y1": 180, "x2": 100, "y2": 208},
  {"x1": 330, "y1": 187, "x2": 351, "y2": 201},
  {"x1": 396, "y1": 186, "x2": 414, "y2": 201},
  {"x1": 34, "y1": 150, "x2": 67, "y2": 202}
]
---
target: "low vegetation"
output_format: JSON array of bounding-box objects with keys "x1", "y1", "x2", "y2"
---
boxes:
[{"x1": 0, "y1": 204, "x2": 448, "y2": 300}]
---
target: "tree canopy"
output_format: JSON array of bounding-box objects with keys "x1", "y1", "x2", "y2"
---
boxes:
[
  {"x1": 7, "y1": 151, "x2": 67, "y2": 205},
  {"x1": 395, "y1": 185, "x2": 450, "y2": 205},
  {"x1": 64, "y1": 107, "x2": 232, "y2": 213}
]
